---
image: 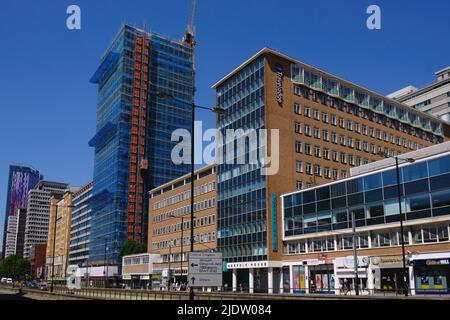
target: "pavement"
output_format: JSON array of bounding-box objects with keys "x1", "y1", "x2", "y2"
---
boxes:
[{"x1": 0, "y1": 288, "x2": 55, "y2": 300}]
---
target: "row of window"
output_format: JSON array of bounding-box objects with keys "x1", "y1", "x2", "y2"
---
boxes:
[
  {"x1": 123, "y1": 254, "x2": 150, "y2": 266},
  {"x1": 290, "y1": 67, "x2": 442, "y2": 137},
  {"x1": 152, "y1": 231, "x2": 216, "y2": 250},
  {"x1": 153, "y1": 198, "x2": 216, "y2": 223},
  {"x1": 153, "y1": 181, "x2": 216, "y2": 210},
  {"x1": 284, "y1": 224, "x2": 449, "y2": 255},
  {"x1": 294, "y1": 120, "x2": 423, "y2": 153},
  {"x1": 152, "y1": 214, "x2": 216, "y2": 236}
]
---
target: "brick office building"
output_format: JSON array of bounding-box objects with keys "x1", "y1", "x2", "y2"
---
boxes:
[
  {"x1": 148, "y1": 164, "x2": 217, "y2": 285},
  {"x1": 212, "y1": 48, "x2": 450, "y2": 292}
]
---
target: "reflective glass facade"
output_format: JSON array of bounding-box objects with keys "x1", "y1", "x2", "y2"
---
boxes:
[
  {"x1": 69, "y1": 183, "x2": 93, "y2": 266},
  {"x1": 89, "y1": 25, "x2": 193, "y2": 264},
  {"x1": 1, "y1": 165, "x2": 41, "y2": 258},
  {"x1": 283, "y1": 153, "x2": 450, "y2": 238},
  {"x1": 216, "y1": 57, "x2": 267, "y2": 263}
]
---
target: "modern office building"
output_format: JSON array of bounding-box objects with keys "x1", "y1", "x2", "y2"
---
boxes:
[
  {"x1": 5, "y1": 208, "x2": 28, "y2": 257},
  {"x1": 148, "y1": 164, "x2": 217, "y2": 285},
  {"x1": 4, "y1": 215, "x2": 18, "y2": 257},
  {"x1": 389, "y1": 66, "x2": 450, "y2": 122},
  {"x1": 1, "y1": 164, "x2": 41, "y2": 258},
  {"x1": 46, "y1": 190, "x2": 77, "y2": 281},
  {"x1": 69, "y1": 182, "x2": 93, "y2": 267},
  {"x1": 88, "y1": 24, "x2": 194, "y2": 266},
  {"x1": 23, "y1": 180, "x2": 69, "y2": 258},
  {"x1": 281, "y1": 141, "x2": 450, "y2": 295},
  {"x1": 212, "y1": 48, "x2": 450, "y2": 291}
]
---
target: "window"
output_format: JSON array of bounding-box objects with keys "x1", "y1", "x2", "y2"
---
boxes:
[
  {"x1": 322, "y1": 112, "x2": 329, "y2": 123},
  {"x1": 339, "y1": 117, "x2": 345, "y2": 128},
  {"x1": 324, "y1": 167, "x2": 331, "y2": 179},
  {"x1": 313, "y1": 109, "x2": 320, "y2": 120},
  {"x1": 323, "y1": 148, "x2": 330, "y2": 160},
  {"x1": 333, "y1": 169, "x2": 339, "y2": 180},
  {"x1": 314, "y1": 146, "x2": 321, "y2": 158},
  {"x1": 362, "y1": 125, "x2": 367, "y2": 135},
  {"x1": 340, "y1": 135, "x2": 346, "y2": 146},
  {"x1": 369, "y1": 127, "x2": 375, "y2": 137},
  {"x1": 295, "y1": 122, "x2": 302, "y2": 134},
  {"x1": 332, "y1": 151, "x2": 339, "y2": 162},
  {"x1": 332, "y1": 132, "x2": 338, "y2": 144},
  {"x1": 305, "y1": 144, "x2": 312, "y2": 155},
  {"x1": 331, "y1": 115, "x2": 337, "y2": 126},
  {"x1": 341, "y1": 171, "x2": 347, "y2": 179},
  {"x1": 349, "y1": 154, "x2": 355, "y2": 166},
  {"x1": 295, "y1": 141, "x2": 302, "y2": 153},
  {"x1": 305, "y1": 125, "x2": 312, "y2": 136},
  {"x1": 348, "y1": 137, "x2": 354, "y2": 148},
  {"x1": 314, "y1": 165, "x2": 322, "y2": 176},
  {"x1": 347, "y1": 120, "x2": 353, "y2": 131},
  {"x1": 376, "y1": 129, "x2": 381, "y2": 140},
  {"x1": 314, "y1": 127, "x2": 320, "y2": 138},
  {"x1": 370, "y1": 144, "x2": 376, "y2": 154},
  {"x1": 296, "y1": 160, "x2": 303, "y2": 173},
  {"x1": 304, "y1": 106, "x2": 311, "y2": 117},
  {"x1": 356, "y1": 140, "x2": 361, "y2": 150},
  {"x1": 355, "y1": 123, "x2": 360, "y2": 133},
  {"x1": 323, "y1": 130, "x2": 330, "y2": 141},
  {"x1": 294, "y1": 103, "x2": 301, "y2": 115},
  {"x1": 306, "y1": 163, "x2": 312, "y2": 175},
  {"x1": 296, "y1": 180, "x2": 303, "y2": 190},
  {"x1": 341, "y1": 152, "x2": 347, "y2": 164},
  {"x1": 363, "y1": 141, "x2": 369, "y2": 152}
]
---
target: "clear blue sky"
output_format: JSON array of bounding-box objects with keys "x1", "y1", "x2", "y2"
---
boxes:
[{"x1": 1, "y1": 0, "x2": 450, "y2": 251}]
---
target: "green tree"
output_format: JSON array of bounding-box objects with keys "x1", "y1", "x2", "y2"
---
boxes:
[
  {"x1": 120, "y1": 240, "x2": 147, "y2": 258},
  {"x1": 0, "y1": 255, "x2": 31, "y2": 280}
]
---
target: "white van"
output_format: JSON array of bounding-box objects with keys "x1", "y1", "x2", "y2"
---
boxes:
[
  {"x1": 1, "y1": 277, "x2": 7, "y2": 284},
  {"x1": 6, "y1": 278, "x2": 13, "y2": 284}
]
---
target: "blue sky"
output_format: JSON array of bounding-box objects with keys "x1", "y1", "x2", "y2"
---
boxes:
[{"x1": 1, "y1": 0, "x2": 450, "y2": 251}]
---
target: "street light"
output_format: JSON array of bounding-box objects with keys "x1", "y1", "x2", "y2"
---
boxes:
[
  {"x1": 50, "y1": 202, "x2": 75, "y2": 293},
  {"x1": 156, "y1": 91, "x2": 226, "y2": 300},
  {"x1": 168, "y1": 213, "x2": 186, "y2": 284},
  {"x1": 379, "y1": 152, "x2": 415, "y2": 297}
]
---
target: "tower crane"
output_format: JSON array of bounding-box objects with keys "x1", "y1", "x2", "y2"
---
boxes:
[{"x1": 183, "y1": 0, "x2": 197, "y2": 48}]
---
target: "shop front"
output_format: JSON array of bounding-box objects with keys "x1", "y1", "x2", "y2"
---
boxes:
[
  {"x1": 412, "y1": 255, "x2": 450, "y2": 294},
  {"x1": 369, "y1": 256, "x2": 406, "y2": 294},
  {"x1": 309, "y1": 263, "x2": 335, "y2": 294},
  {"x1": 334, "y1": 256, "x2": 370, "y2": 295}
]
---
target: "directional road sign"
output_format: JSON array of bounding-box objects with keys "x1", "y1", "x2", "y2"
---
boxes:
[{"x1": 188, "y1": 252, "x2": 223, "y2": 287}]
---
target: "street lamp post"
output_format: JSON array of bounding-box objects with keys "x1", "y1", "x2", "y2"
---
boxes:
[
  {"x1": 50, "y1": 202, "x2": 74, "y2": 293},
  {"x1": 394, "y1": 155, "x2": 415, "y2": 297},
  {"x1": 156, "y1": 92, "x2": 226, "y2": 301},
  {"x1": 379, "y1": 152, "x2": 415, "y2": 297},
  {"x1": 351, "y1": 210, "x2": 359, "y2": 296}
]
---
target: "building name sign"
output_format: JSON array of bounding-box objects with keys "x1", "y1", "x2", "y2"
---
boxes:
[{"x1": 275, "y1": 63, "x2": 283, "y2": 104}]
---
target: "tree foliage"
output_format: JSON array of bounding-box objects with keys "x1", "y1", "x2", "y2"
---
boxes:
[
  {"x1": 119, "y1": 240, "x2": 147, "y2": 258},
  {"x1": 0, "y1": 255, "x2": 31, "y2": 280}
]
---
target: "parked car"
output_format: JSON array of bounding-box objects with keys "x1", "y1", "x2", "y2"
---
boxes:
[
  {"x1": 6, "y1": 278, "x2": 13, "y2": 285},
  {"x1": 38, "y1": 283, "x2": 48, "y2": 291},
  {"x1": 0, "y1": 278, "x2": 7, "y2": 284}
]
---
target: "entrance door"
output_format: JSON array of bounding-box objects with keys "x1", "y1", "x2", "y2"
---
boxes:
[{"x1": 380, "y1": 268, "x2": 405, "y2": 294}]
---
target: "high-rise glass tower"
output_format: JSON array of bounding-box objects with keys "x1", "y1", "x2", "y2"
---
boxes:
[
  {"x1": 1, "y1": 164, "x2": 41, "y2": 258},
  {"x1": 89, "y1": 25, "x2": 194, "y2": 265}
]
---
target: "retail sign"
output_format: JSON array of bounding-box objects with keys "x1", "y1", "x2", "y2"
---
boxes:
[
  {"x1": 414, "y1": 259, "x2": 450, "y2": 267},
  {"x1": 188, "y1": 252, "x2": 223, "y2": 288},
  {"x1": 275, "y1": 63, "x2": 284, "y2": 105},
  {"x1": 371, "y1": 256, "x2": 403, "y2": 266}
]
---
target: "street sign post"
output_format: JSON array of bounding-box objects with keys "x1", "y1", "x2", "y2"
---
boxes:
[{"x1": 188, "y1": 252, "x2": 223, "y2": 288}]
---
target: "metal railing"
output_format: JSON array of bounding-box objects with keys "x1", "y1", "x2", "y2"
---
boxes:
[{"x1": 2, "y1": 284, "x2": 449, "y2": 300}]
